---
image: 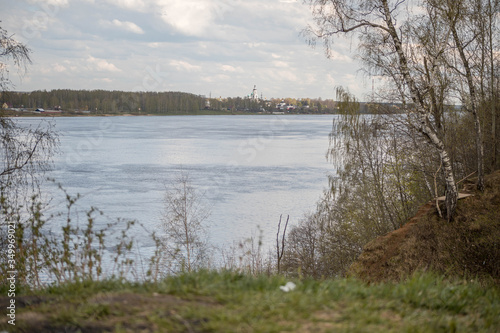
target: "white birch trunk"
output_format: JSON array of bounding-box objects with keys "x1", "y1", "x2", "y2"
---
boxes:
[{"x1": 382, "y1": 0, "x2": 458, "y2": 220}]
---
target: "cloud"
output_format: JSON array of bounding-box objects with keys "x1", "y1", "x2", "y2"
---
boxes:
[
  {"x1": 201, "y1": 74, "x2": 231, "y2": 83},
  {"x1": 244, "y1": 42, "x2": 263, "y2": 49},
  {"x1": 326, "y1": 74, "x2": 336, "y2": 87},
  {"x1": 27, "y1": 0, "x2": 69, "y2": 6},
  {"x1": 53, "y1": 64, "x2": 67, "y2": 72},
  {"x1": 273, "y1": 69, "x2": 299, "y2": 83},
  {"x1": 219, "y1": 65, "x2": 242, "y2": 72},
  {"x1": 273, "y1": 61, "x2": 289, "y2": 68},
  {"x1": 158, "y1": 0, "x2": 232, "y2": 37},
  {"x1": 102, "y1": 19, "x2": 145, "y2": 34},
  {"x1": 40, "y1": 63, "x2": 66, "y2": 74},
  {"x1": 4, "y1": 0, "x2": 367, "y2": 99},
  {"x1": 169, "y1": 60, "x2": 201, "y2": 72},
  {"x1": 327, "y1": 49, "x2": 354, "y2": 63},
  {"x1": 105, "y1": 0, "x2": 148, "y2": 11},
  {"x1": 87, "y1": 56, "x2": 121, "y2": 72}
]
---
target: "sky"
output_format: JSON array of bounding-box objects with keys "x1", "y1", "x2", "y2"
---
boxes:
[{"x1": 1, "y1": 0, "x2": 371, "y2": 100}]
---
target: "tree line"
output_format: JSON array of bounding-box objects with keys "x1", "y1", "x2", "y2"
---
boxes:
[
  {"x1": 3, "y1": 89, "x2": 206, "y2": 114},
  {"x1": 2, "y1": 89, "x2": 351, "y2": 114}
]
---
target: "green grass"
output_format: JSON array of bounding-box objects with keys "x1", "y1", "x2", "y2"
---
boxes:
[{"x1": 1, "y1": 270, "x2": 499, "y2": 332}]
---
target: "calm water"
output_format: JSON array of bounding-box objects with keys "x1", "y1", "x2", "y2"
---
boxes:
[{"x1": 22, "y1": 115, "x2": 334, "y2": 254}]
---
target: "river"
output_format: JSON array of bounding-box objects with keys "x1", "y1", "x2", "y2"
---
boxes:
[{"x1": 19, "y1": 114, "x2": 335, "y2": 263}]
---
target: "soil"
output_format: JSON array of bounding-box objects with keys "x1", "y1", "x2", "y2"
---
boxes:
[
  {"x1": 0, "y1": 292, "x2": 218, "y2": 332},
  {"x1": 348, "y1": 170, "x2": 500, "y2": 284}
]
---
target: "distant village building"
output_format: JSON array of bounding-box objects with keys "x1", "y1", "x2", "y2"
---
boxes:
[{"x1": 250, "y1": 85, "x2": 259, "y2": 101}]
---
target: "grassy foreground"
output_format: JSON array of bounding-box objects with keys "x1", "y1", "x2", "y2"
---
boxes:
[{"x1": 1, "y1": 270, "x2": 499, "y2": 332}]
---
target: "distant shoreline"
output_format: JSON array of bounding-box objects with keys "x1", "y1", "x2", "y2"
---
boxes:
[{"x1": 1, "y1": 109, "x2": 335, "y2": 117}]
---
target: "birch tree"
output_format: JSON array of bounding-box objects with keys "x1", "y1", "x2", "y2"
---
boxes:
[
  {"x1": 426, "y1": 0, "x2": 490, "y2": 191},
  {"x1": 303, "y1": 0, "x2": 462, "y2": 219}
]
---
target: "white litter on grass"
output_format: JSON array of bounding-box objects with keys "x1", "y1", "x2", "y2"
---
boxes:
[{"x1": 279, "y1": 281, "x2": 296, "y2": 292}]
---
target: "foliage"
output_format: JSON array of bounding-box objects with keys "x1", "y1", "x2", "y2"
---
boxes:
[
  {"x1": 0, "y1": 184, "x2": 161, "y2": 288},
  {"x1": 1, "y1": 88, "x2": 349, "y2": 114},
  {"x1": 281, "y1": 88, "x2": 431, "y2": 278},
  {"x1": 4, "y1": 89, "x2": 206, "y2": 114}
]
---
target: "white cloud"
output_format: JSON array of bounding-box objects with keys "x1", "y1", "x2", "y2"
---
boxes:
[
  {"x1": 244, "y1": 42, "x2": 263, "y2": 48},
  {"x1": 169, "y1": 60, "x2": 201, "y2": 72},
  {"x1": 27, "y1": 0, "x2": 69, "y2": 6},
  {"x1": 105, "y1": 0, "x2": 148, "y2": 11},
  {"x1": 327, "y1": 49, "x2": 354, "y2": 63},
  {"x1": 87, "y1": 56, "x2": 121, "y2": 72},
  {"x1": 4, "y1": 0, "x2": 367, "y2": 99},
  {"x1": 219, "y1": 65, "x2": 242, "y2": 72},
  {"x1": 274, "y1": 69, "x2": 298, "y2": 82},
  {"x1": 54, "y1": 64, "x2": 67, "y2": 72},
  {"x1": 39, "y1": 63, "x2": 66, "y2": 74},
  {"x1": 157, "y1": 0, "x2": 232, "y2": 37},
  {"x1": 326, "y1": 74, "x2": 336, "y2": 87},
  {"x1": 102, "y1": 19, "x2": 145, "y2": 34},
  {"x1": 273, "y1": 61, "x2": 289, "y2": 68},
  {"x1": 201, "y1": 74, "x2": 231, "y2": 83},
  {"x1": 302, "y1": 73, "x2": 315, "y2": 85}
]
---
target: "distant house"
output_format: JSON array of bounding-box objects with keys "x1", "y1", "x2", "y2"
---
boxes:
[
  {"x1": 35, "y1": 108, "x2": 45, "y2": 112},
  {"x1": 2, "y1": 103, "x2": 8, "y2": 109},
  {"x1": 277, "y1": 101, "x2": 287, "y2": 110}
]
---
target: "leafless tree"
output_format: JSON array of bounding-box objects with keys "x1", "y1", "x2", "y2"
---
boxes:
[
  {"x1": 1, "y1": 25, "x2": 58, "y2": 210},
  {"x1": 160, "y1": 172, "x2": 211, "y2": 273},
  {"x1": 0, "y1": 24, "x2": 31, "y2": 92}
]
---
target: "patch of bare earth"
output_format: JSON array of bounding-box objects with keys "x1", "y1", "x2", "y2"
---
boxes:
[
  {"x1": 1, "y1": 292, "x2": 219, "y2": 332},
  {"x1": 293, "y1": 308, "x2": 402, "y2": 332}
]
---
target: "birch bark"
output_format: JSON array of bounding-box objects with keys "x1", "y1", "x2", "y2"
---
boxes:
[{"x1": 381, "y1": 0, "x2": 458, "y2": 220}]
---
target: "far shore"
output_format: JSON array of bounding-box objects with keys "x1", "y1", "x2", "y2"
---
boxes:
[{"x1": 1, "y1": 109, "x2": 335, "y2": 117}]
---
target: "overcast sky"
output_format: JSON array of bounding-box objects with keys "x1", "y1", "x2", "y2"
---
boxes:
[{"x1": 2, "y1": 0, "x2": 371, "y2": 100}]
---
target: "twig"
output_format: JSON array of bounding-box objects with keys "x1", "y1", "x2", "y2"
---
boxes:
[{"x1": 457, "y1": 170, "x2": 477, "y2": 185}]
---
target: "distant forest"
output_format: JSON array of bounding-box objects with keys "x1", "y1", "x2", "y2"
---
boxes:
[{"x1": 1, "y1": 89, "x2": 347, "y2": 114}]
